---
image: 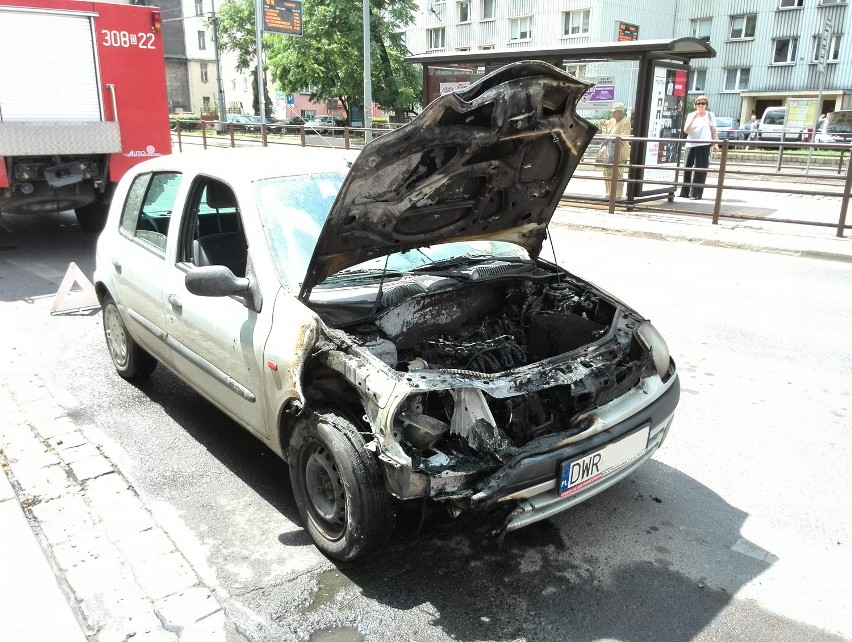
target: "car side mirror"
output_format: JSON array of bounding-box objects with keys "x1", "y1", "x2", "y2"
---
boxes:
[{"x1": 185, "y1": 265, "x2": 249, "y2": 297}]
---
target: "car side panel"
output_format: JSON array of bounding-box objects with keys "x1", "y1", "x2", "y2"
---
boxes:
[{"x1": 163, "y1": 264, "x2": 272, "y2": 438}]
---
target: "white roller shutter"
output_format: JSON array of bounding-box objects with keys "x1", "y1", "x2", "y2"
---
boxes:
[{"x1": 0, "y1": 8, "x2": 102, "y2": 121}]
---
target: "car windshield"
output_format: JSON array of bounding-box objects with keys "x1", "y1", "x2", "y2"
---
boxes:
[
  {"x1": 255, "y1": 172, "x2": 348, "y2": 287},
  {"x1": 253, "y1": 173, "x2": 531, "y2": 289},
  {"x1": 323, "y1": 241, "x2": 531, "y2": 285},
  {"x1": 716, "y1": 118, "x2": 734, "y2": 127},
  {"x1": 763, "y1": 111, "x2": 785, "y2": 125},
  {"x1": 827, "y1": 111, "x2": 852, "y2": 133}
]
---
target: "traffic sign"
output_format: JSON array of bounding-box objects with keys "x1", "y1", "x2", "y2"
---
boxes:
[{"x1": 818, "y1": 19, "x2": 832, "y2": 74}]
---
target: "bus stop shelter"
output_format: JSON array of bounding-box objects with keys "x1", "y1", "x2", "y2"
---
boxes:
[{"x1": 406, "y1": 38, "x2": 716, "y2": 202}]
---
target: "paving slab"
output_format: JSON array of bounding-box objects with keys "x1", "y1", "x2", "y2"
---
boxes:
[{"x1": 0, "y1": 469, "x2": 87, "y2": 642}]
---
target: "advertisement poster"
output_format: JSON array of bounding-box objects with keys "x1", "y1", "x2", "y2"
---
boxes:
[
  {"x1": 644, "y1": 66, "x2": 686, "y2": 185},
  {"x1": 579, "y1": 76, "x2": 615, "y2": 110},
  {"x1": 439, "y1": 82, "x2": 470, "y2": 96},
  {"x1": 786, "y1": 98, "x2": 818, "y2": 129}
]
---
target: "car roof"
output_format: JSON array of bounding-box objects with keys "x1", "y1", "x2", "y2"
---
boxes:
[{"x1": 129, "y1": 147, "x2": 356, "y2": 184}]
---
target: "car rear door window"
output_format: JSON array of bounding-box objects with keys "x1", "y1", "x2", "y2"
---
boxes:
[{"x1": 119, "y1": 172, "x2": 182, "y2": 255}]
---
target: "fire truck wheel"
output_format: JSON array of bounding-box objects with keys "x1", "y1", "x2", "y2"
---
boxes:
[{"x1": 76, "y1": 200, "x2": 109, "y2": 233}]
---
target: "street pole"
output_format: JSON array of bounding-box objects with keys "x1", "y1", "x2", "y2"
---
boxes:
[
  {"x1": 211, "y1": 2, "x2": 227, "y2": 132},
  {"x1": 255, "y1": 0, "x2": 266, "y2": 124},
  {"x1": 362, "y1": 0, "x2": 372, "y2": 143},
  {"x1": 808, "y1": 19, "x2": 833, "y2": 175}
]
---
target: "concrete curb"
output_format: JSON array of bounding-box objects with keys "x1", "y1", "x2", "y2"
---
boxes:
[
  {"x1": 0, "y1": 374, "x2": 241, "y2": 642},
  {"x1": 553, "y1": 219, "x2": 852, "y2": 264}
]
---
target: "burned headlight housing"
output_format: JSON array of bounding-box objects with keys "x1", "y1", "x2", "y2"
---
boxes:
[{"x1": 636, "y1": 322, "x2": 672, "y2": 381}]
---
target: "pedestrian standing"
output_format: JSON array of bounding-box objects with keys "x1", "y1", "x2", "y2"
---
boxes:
[
  {"x1": 680, "y1": 95, "x2": 719, "y2": 200},
  {"x1": 599, "y1": 102, "x2": 632, "y2": 198}
]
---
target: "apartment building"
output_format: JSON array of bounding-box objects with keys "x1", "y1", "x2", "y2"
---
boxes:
[
  {"x1": 681, "y1": 1, "x2": 850, "y2": 121},
  {"x1": 404, "y1": 0, "x2": 851, "y2": 122}
]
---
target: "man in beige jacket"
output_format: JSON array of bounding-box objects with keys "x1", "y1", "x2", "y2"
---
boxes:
[{"x1": 599, "y1": 102, "x2": 632, "y2": 198}]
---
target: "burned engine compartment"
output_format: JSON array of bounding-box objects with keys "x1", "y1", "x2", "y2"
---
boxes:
[
  {"x1": 362, "y1": 275, "x2": 618, "y2": 373},
  {"x1": 326, "y1": 273, "x2": 651, "y2": 463}
]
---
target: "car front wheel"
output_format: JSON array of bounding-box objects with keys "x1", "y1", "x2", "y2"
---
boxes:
[
  {"x1": 289, "y1": 411, "x2": 395, "y2": 561},
  {"x1": 102, "y1": 296, "x2": 157, "y2": 378}
]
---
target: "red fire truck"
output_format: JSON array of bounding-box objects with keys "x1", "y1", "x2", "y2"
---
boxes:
[{"x1": 0, "y1": 0, "x2": 172, "y2": 231}]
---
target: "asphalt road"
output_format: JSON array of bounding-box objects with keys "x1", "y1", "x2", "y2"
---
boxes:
[{"x1": 1, "y1": 209, "x2": 850, "y2": 642}]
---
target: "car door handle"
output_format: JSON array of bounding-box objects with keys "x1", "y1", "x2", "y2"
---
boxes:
[
  {"x1": 168, "y1": 294, "x2": 182, "y2": 309},
  {"x1": 112, "y1": 258, "x2": 122, "y2": 273}
]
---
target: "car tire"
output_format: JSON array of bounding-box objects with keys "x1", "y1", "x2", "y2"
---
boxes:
[
  {"x1": 76, "y1": 199, "x2": 109, "y2": 233},
  {"x1": 289, "y1": 411, "x2": 395, "y2": 562},
  {"x1": 102, "y1": 296, "x2": 157, "y2": 378}
]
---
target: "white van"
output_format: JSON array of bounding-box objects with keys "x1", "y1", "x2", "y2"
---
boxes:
[{"x1": 757, "y1": 106, "x2": 809, "y2": 142}]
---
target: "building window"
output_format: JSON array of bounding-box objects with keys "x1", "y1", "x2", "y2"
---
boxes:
[
  {"x1": 509, "y1": 16, "x2": 532, "y2": 41},
  {"x1": 200, "y1": 62, "x2": 208, "y2": 83},
  {"x1": 428, "y1": 27, "x2": 446, "y2": 49},
  {"x1": 479, "y1": 43, "x2": 494, "y2": 49},
  {"x1": 563, "y1": 9, "x2": 590, "y2": 36},
  {"x1": 243, "y1": 78, "x2": 248, "y2": 92},
  {"x1": 813, "y1": 33, "x2": 842, "y2": 61},
  {"x1": 688, "y1": 69, "x2": 707, "y2": 92},
  {"x1": 481, "y1": 0, "x2": 495, "y2": 19},
  {"x1": 724, "y1": 67, "x2": 749, "y2": 91},
  {"x1": 231, "y1": 79, "x2": 236, "y2": 90},
  {"x1": 299, "y1": 85, "x2": 314, "y2": 94},
  {"x1": 197, "y1": 30, "x2": 206, "y2": 50},
  {"x1": 773, "y1": 37, "x2": 798, "y2": 63},
  {"x1": 195, "y1": 0, "x2": 203, "y2": 16},
  {"x1": 564, "y1": 63, "x2": 588, "y2": 78},
  {"x1": 457, "y1": 1, "x2": 470, "y2": 22},
  {"x1": 820, "y1": 0, "x2": 845, "y2": 4},
  {"x1": 692, "y1": 18, "x2": 711, "y2": 41},
  {"x1": 779, "y1": 0, "x2": 804, "y2": 7},
  {"x1": 730, "y1": 14, "x2": 756, "y2": 39},
  {"x1": 202, "y1": 96, "x2": 211, "y2": 112}
]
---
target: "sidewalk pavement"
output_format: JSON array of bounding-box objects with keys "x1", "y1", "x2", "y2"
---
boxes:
[
  {"x1": 1, "y1": 467, "x2": 88, "y2": 642},
  {"x1": 0, "y1": 375, "x2": 234, "y2": 642},
  {"x1": 1, "y1": 193, "x2": 849, "y2": 642}
]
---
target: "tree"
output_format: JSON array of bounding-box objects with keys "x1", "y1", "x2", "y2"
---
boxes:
[
  {"x1": 214, "y1": 0, "x2": 421, "y2": 124},
  {"x1": 214, "y1": 0, "x2": 272, "y2": 115}
]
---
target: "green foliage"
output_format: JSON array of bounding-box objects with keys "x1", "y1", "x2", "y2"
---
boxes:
[{"x1": 217, "y1": 0, "x2": 421, "y2": 124}]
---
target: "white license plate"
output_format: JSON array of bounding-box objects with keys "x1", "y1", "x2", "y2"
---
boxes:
[{"x1": 558, "y1": 426, "x2": 650, "y2": 498}]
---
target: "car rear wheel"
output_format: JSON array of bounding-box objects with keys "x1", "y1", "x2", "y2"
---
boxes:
[
  {"x1": 102, "y1": 296, "x2": 157, "y2": 378},
  {"x1": 289, "y1": 411, "x2": 395, "y2": 561}
]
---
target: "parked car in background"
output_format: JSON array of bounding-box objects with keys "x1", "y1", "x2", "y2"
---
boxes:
[
  {"x1": 225, "y1": 114, "x2": 257, "y2": 132},
  {"x1": 281, "y1": 116, "x2": 307, "y2": 133},
  {"x1": 93, "y1": 61, "x2": 679, "y2": 562},
  {"x1": 756, "y1": 107, "x2": 809, "y2": 143},
  {"x1": 715, "y1": 116, "x2": 743, "y2": 141},
  {"x1": 304, "y1": 114, "x2": 346, "y2": 135},
  {"x1": 244, "y1": 117, "x2": 284, "y2": 134},
  {"x1": 819, "y1": 110, "x2": 852, "y2": 144}
]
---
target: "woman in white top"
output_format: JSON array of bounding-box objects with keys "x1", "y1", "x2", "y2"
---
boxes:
[{"x1": 679, "y1": 95, "x2": 719, "y2": 200}]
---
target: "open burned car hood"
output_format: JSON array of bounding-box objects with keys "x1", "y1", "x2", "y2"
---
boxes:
[{"x1": 299, "y1": 61, "x2": 596, "y2": 299}]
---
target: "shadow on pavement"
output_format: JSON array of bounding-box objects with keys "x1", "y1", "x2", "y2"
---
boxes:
[
  {"x1": 333, "y1": 461, "x2": 837, "y2": 642},
  {"x1": 0, "y1": 210, "x2": 97, "y2": 302}
]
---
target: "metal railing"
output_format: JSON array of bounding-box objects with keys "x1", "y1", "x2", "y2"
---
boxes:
[
  {"x1": 574, "y1": 134, "x2": 851, "y2": 238},
  {"x1": 169, "y1": 118, "x2": 402, "y2": 152},
  {"x1": 168, "y1": 121, "x2": 851, "y2": 238}
]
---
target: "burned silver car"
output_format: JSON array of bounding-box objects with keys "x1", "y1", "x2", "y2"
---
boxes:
[{"x1": 95, "y1": 61, "x2": 679, "y2": 561}]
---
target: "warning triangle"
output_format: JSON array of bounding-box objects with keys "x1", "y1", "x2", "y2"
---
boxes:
[{"x1": 51, "y1": 262, "x2": 100, "y2": 315}]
